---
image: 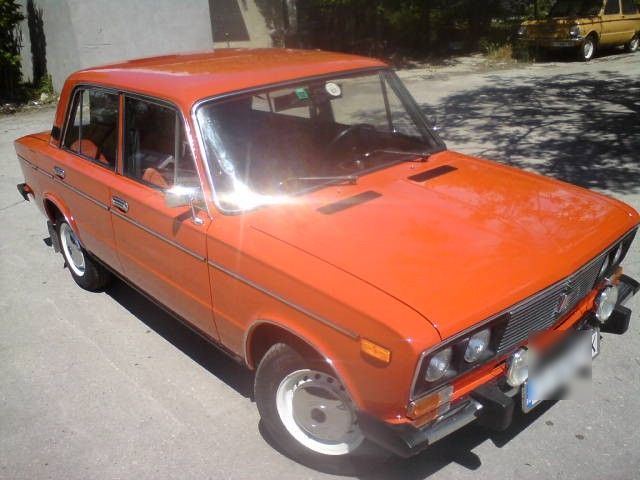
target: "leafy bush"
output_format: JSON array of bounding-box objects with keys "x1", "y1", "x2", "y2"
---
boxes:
[{"x1": 0, "y1": 0, "x2": 25, "y2": 102}]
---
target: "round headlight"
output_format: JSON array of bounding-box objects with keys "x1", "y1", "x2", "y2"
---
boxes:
[
  {"x1": 518, "y1": 25, "x2": 527, "y2": 37},
  {"x1": 595, "y1": 285, "x2": 619, "y2": 323},
  {"x1": 464, "y1": 328, "x2": 491, "y2": 363},
  {"x1": 425, "y1": 348, "x2": 452, "y2": 382},
  {"x1": 599, "y1": 254, "x2": 610, "y2": 277},
  {"x1": 569, "y1": 25, "x2": 581, "y2": 38},
  {"x1": 612, "y1": 244, "x2": 623, "y2": 265},
  {"x1": 506, "y1": 348, "x2": 529, "y2": 387}
]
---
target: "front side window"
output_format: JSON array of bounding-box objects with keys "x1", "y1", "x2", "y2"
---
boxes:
[
  {"x1": 604, "y1": 0, "x2": 621, "y2": 14},
  {"x1": 196, "y1": 69, "x2": 442, "y2": 211},
  {"x1": 63, "y1": 88, "x2": 119, "y2": 168},
  {"x1": 123, "y1": 97, "x2": 199, "y2": 190},
  {"x1": 621, "y1": 0, "x2": 638, "y2": 14},
  {"x1": 548, "y1": 0, "x2": 602, "y2": 17}
]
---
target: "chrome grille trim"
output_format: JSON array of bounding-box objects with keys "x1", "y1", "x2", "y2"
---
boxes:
[{"x1": 496, "y1": 253, "x2": 605, "y2": 353}]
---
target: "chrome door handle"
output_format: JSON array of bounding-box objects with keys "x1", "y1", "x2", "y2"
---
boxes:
[
  {"x1": 53, "y1": 166, "x2": 65, "y2": 179},
  {"x1": 111, "y1": 196, "x2": 129, "y2": 213}
]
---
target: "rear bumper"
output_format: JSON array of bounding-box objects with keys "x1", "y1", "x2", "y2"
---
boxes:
[{"x1": 358, "y1": 274, "x2": 638, "y2": 458}]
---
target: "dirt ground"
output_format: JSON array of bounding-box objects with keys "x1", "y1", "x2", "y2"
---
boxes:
[{"x1": 1, "y1": 50, "x2": 639, "y2": 480}]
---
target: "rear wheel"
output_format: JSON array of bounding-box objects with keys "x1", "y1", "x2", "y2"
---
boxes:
[
  {"x1": 578, "y1": 34, "x2": 597, "y2": 61},
  {"x1": 58, "y1": 220, "x2": 111, "y2": 291},
  {"x1": 255, "y1": 343, "x2": 369, "y2": 464},
  {"x1": 624, "y1": 33, "x2": 639, "y2": 53}
]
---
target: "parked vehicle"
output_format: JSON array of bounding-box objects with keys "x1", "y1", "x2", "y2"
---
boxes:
[
  {"x1": 518, "y1": 0, "x2": 640, "y2": 60},
  {"x1": 15, "y1": 49, "x2": 639, "y2": 465}
]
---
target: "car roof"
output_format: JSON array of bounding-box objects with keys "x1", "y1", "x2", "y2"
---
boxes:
[{"x1": 68, "y1": 48, "x2": 388, "y2": 109}]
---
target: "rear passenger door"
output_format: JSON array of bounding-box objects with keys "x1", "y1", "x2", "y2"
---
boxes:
[
  {"x1": 44, "y1": 87, "x2": 122, "y2": 271},
  {"x1": 109, "y1": 95, "x2": 218, "y2": 340}
]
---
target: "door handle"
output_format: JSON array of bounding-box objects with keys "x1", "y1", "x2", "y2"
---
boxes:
[
  {"x1": 53, "y1": 166, "x2": 65, "y2": 179},
  {"x1": 111, "y1": 196, "x2": 129, "y2": 213}
]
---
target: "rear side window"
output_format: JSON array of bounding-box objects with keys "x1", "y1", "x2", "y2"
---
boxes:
[
  {"x1": 123, "y1": 97, "x2": 199, "y2": 190},
  {"x1": 604, "y1": 0, "x2": 621, "y2": 14},
  {"x1": 63, "y1": 88, "x2": 119, "y2": 169},
  {"x1": 621, "y1": 0, "x2": 637, "y2": 13}
]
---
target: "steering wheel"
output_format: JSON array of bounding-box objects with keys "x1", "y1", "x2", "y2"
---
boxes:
[{"x1": 323, "y1": 123, "x2": 376, "y2": 162}]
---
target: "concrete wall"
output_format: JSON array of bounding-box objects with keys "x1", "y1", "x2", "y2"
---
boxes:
[{"x1": 18, "y1": 0, "x2": 273, "y2": 92}]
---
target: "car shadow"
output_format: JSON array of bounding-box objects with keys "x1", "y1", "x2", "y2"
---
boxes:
[
  {"x1": 102, "y1": 275, "x2": 558, "y2": 479},
  {"x1": 104, "y1": 278, "x2": 254, "y2": 400},
  {"x1": 428, "y1": 68, "x2": 640, "y2": 195}
]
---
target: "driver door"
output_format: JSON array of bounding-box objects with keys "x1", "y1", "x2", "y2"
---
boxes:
[{"x1": 110, "y1": 95, "x2": 218, "y2": 340}]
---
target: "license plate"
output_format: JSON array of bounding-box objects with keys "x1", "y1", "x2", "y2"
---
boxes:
[
  {"x1": 522, "y1": 329, "x2": 598, "y2": 413},
  {"x1": 551, "y1": 41, "x2": 574, "y2": 47}
]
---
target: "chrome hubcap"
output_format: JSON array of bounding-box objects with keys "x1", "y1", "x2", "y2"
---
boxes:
[
  {"x1": 276, "y1": 369, "x2": 363, "y2": 455},
  {"x1": 631, "y1": 37, "x2": 639, "y2": 51},
  {"x1": 60, "y1": 223, "x2": 85, "y2": 276},
  {"x1": 583, "y1": 41, "x2": 594, "y2": 59}
]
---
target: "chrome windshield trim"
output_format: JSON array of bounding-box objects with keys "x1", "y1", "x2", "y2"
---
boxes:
[
  {"x1": 191, "y1": 67, "x2": 443, "y2": 216},
  {"x1": 207, "y1": 259, "x2": 359, "y2": 340},
  {"x1": 409, "y1": 225, "x2": 639, "y2": 402},
  {"x1": 110, "y1": 209, "x2": 206, "y2": 262}
]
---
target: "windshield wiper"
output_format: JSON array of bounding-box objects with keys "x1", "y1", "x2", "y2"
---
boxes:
[
  {"x1": 362, "y1": 149, "x2": 432, "y2": 162},
  {"x1": 278, "y1": 175, "x2": 358, "y2": 190}
]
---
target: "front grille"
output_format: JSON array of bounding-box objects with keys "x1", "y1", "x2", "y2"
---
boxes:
[{"x1": 496, "y1": 254, "x2": 605, "y2": 353}]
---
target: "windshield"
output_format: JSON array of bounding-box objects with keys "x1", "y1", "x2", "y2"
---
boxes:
[
  {"x1": 549, "y1": 0, "x2": 601, "y2": 17},
  {"x1": 196, "y1": 70, "x2": 442, "y2": 211}
]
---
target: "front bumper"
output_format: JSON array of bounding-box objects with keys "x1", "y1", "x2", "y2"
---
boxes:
[
  {"x1": 358, "y1": 274, "x2": 638, "y2": 458},
  {"x1": 519, "y1": 37, "x2": 583, "y2": 48}
]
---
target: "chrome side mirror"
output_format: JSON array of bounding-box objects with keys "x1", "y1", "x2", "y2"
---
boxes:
[{"x1": 164, "y1": 186, "x2": 205, "y2": 225}]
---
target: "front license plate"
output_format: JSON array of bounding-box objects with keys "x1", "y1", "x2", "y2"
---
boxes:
[{"x1": 522, "y1": 329, "x2": 598, "y2": 413}]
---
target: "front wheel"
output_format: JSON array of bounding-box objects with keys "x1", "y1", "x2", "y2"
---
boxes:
[
  {"x1": 578, "y1": 35, "x2": 597, "y2": 61},
  {"x1": 624, "y1": 33, "x2": 639, "y2": 53},
  {"x1": 58, "y1": 220, "x2": 111, "y2": 291},
  {"x1": 255, "y1": 343, "x2": 368, "y2": 464}
]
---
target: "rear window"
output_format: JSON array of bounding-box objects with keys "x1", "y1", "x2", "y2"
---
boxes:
[{"x1": 63, "y1": 88, "x2": 119, "y2": 168}]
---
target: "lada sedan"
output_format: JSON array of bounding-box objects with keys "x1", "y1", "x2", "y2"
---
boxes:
[{"x1": 14, "y1": 49, "x2": 639, "y2": 465}]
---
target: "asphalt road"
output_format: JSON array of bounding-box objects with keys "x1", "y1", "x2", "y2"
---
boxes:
[{"x1": 1, "y1": 51, "x2": 639, "y2": 480}]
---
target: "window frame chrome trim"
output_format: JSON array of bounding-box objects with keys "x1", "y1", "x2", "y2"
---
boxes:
[{"x1": 60, "y1": 82, "x2": 212, "y2": 218}]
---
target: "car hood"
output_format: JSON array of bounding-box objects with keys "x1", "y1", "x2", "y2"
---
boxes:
[{"x1": 249, "y1": 151, "x2": 638, "y2": 339}]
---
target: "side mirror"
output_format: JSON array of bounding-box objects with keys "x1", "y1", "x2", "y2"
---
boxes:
[{"x1": 164, "y1": 186, "x2": 205, "y2": 225}]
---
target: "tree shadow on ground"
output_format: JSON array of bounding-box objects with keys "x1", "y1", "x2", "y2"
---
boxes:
[
  {"x1": 430, "y1": 68, "x2": 640, "y2": 195},
  {"x1": 104, "y1": 278, "x2": 254, "y2": 399}
]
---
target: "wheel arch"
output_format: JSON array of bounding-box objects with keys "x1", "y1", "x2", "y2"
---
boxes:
[
  {"x1": 42, "y1": 193, "x2": 84, "y2": 247},
  {"x1": 245, "y1": 320, "x2": 334, "y2": 371}
]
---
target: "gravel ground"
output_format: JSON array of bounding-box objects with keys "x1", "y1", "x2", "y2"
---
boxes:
[{"x1": 1, "y1": 50, "x2": 639, "y2": 480}]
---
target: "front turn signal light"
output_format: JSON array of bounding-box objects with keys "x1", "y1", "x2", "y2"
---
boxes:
[
  {"x1": 407, "y1": 385, "x2": 453, "y2": 422},
  {"x1": 360, "y1": 338, "x2": 391, "y2": 364}
]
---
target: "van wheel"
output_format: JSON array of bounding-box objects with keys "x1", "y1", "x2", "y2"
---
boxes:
[
  {"x1": 578, "y1": 34, "x2": 597, "y2": 61},
  {"x1": 255, "y1": 343, "x2": 369, "y2": 464},
  {"x1": 624, "y1": 33, "x2": 639, "y2": 53},
  {"x1": 58, "y1": 220, "x2": 111, "y2": 291}
]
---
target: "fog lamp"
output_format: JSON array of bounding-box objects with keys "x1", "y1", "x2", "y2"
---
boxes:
[
  {"x1": 425, "y1": 348, "x2": 452, "y2": 382},
  {"x1": 506, "y1": 348, "x2": 529, "y2": 387},
  {"x1": 595, "y1": 285, "x2": 619, "y2": 323},
  {"x1": 464, "y1": 328, "x2": 491, "y2": 363}
]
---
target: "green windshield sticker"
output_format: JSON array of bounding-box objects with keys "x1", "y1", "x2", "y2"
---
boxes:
[{"x1": 295, "y1": 87, "x2": 309, "y2": 100}]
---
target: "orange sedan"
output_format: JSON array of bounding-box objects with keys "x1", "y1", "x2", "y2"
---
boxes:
[{"x1": 14, "y1": 49, "x2": 639, "y2": 464}]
